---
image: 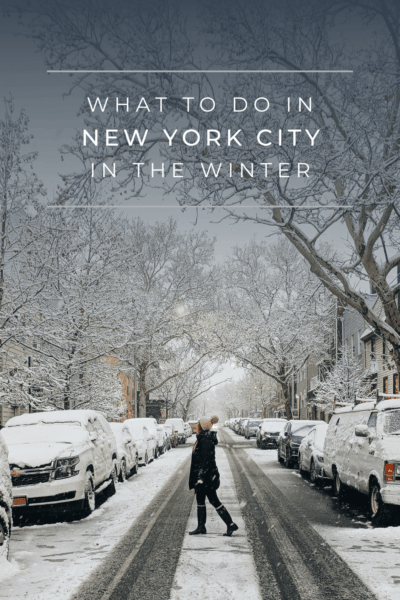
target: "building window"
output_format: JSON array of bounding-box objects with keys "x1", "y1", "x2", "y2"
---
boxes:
[
  {"x1": 351, "y1": 334, "x2": 355, "y2": 355},
  {"x1": 383, "y1": 376, "x2": 389, "y2": 394},
  {"x1": 126, "y1": 378, "x2": 130, "y2": 396},
  {"x1": 371, "y1": 337, "x2": 375, "y2": 360},
  {"x1": 382, "y1": 337, "x2": 386, "y2": 361},
  {"x1": 394, "y1": 374, "x2": 399, "y2": 395},
  {"x1": 358, "y1": 330, "x2": 362, "y2": 355}
]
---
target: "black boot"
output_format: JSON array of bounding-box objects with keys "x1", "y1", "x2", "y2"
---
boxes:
[
  {"x1": 189, "y1": 506, "x2": 207, "y2": 535},
  {"x1": 216, "y1": 505, "x2": 239, "y2": 537}
]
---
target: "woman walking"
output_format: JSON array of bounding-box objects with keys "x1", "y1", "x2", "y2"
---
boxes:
[{"x1": 189, "y1": 417, "x2": 238, "y2": 536}]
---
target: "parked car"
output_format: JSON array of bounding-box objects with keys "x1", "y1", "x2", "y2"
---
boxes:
[
  {"x1": 233, "y1": 418, "x2": 244, "y2": 434},
  {"x1": 278, "y1": 420, "x2": 318, "y2": 468},
  {"x1": 165, "y1": 418, "x2": 186, "y2": 444},
  {"x1": 244, "y1": 419, "x2": 262, "y2": 439},
  {"x1": 239, "y1": 418, "x2": 249, "y2": 435},
  {"x1": 229, "y1": 418, "x2": 239, "y2": 430},
  {"x1": 324, "y1": 398, "x2": 400, "y2": 524},
  {"x1": 256, "y1": 419, "x2": 287, "y2": 449},
  {"x1": 164, "y1": 424, "x2": 178, "y2": 448},
  {"x1": 0, "y1": 431, "x2": 12, "y2": 558},
  {"x1": 298, "y1": 422, "x2": 329, "y2": 485},
  {"x1": 184, "y1": 422, "x2": 192, "y2": 439},
  {"x1": 156, "y1": 424, "x2": 169, "y2": 454},
  {"x1": 124, "y1": 420, "x2": 155, "y2": 465},
  {"x1": 109, "y1": 422, "x2": 139, "y2": 481},
  {"x1": 135, "y1": 418, "x2": 159, "y2": 458},
  {"x1": 2, "y1": 410, "x2": 119, "y2": 517}
]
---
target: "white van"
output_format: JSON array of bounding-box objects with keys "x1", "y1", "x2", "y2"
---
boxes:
[
  {"x1": 324, "y1": 398, "x2": 400, "y2": 523},
  {"x1": 164, "y1": 418, "x2": 186, "y2": 444},
  {"x1": 2, "y1": 410, "x2": 118, "y2": 516}
]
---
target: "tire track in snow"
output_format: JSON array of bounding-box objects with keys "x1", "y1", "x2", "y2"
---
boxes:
[
  {"x1": 221, "y1": 429, "x2": 377, "y2": 600},
  {"x1": 70, "y1": 455, "x2": 194, "y2": 600}
]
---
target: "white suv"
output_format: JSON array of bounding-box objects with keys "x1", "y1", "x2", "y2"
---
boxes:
[
  {"x1": 2, "y1": 410, "x2": 118, "y2": 517},
  {"x1": 0, "y1": 431, "x2": 12, "y2": 558}
]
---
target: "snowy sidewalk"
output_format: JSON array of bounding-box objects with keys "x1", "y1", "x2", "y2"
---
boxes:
[
  {"x1": 0, "y1": 445, "x2": 193, "y2": 600},
  {"x1": 169, "y1": 446, "x2": 262, "y2": 600}
]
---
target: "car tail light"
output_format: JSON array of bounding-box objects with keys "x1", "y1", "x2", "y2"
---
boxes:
[{"x1": 385, "y1": 463, "x2": 394, "y2": 475}]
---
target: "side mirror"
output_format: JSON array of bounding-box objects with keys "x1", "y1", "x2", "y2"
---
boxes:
[
  {"x1": 89, "y1": 431, "x2": 98, "y2": 441},
  {"x1": 355, "y1": 424, "x2": 369, "y2": 438},
  {"x1": 283, "y1": 431, "x2": 288, "y2": 437}
]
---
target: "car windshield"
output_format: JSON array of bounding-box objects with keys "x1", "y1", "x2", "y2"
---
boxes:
[
  {"x1": 248, "y1": 421, "x2": 261, "y2": 427},
  {"x1": 127, "y1": 424, "x2": 145, "y2": 440},
  {"x1": 292, "y1": 423, "x2": 315, "y2": 436},
  {"x1": 2, "y1": 423, "x2": 88, "y2": 445},
  {"x1": 383, "y1": 410, "x2": 400, "y2": 435}
]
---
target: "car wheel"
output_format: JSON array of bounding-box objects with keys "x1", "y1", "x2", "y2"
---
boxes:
[
  {"x1": 107, "y1": 461, "x2": 118, "y2": 497},
  {"x1": 310, "y1": 459, "x2": 318, "y2": 484},
  {"x1": 0, "y1": 512, "x2": 10, "y2": 557},
  {"x1": 154, "y1": 447, "x2": 159, "y2": 459},
  {"x1": 133, "y1": 454, "x2": 139, "y2": 475},
  {"x1": 284, "y1": 453, "x2": 292, "y2": 468},
  {"x1": 298, "y1": 454, "x2": 306, "y2": 477},
  {"x1": 370, "y1": 480, "x2": 391, "y2": 525},
  {"x1": 144, "y1": 452, "x2": 149, "y2": 466},
  {"x1": 82, "y1": 471, "x2": 96, "y2": 516},
  {"x1": 332, "y1": 470, "x2": 345, "y2": 498},
  {"x1": 119, "y1": 459, "x2": 127, "y2": 482}
]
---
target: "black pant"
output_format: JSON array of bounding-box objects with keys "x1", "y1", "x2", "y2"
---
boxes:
[{"x1": 195, "y1": 484, "x2": 222, "y2": 509}]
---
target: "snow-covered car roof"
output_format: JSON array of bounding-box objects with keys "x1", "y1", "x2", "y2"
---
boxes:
[
  {"x1": 261, "y1": 421, "x2": 287, "y2": 432},
  {"x1": 334, "y1": 399, "x2": 400, "y2": 415},
  {"x1": 5, "y1": 409, "x2": 104, "y2": 428}
]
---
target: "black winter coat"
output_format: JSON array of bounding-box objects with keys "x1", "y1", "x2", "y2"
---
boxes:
[{"x1": 189, "y1": 430, "x2": 220, "y2": 491}]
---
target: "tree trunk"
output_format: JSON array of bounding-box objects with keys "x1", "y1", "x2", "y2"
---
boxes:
[
  {"x1": 138, "y1": 367, "x2": 147, "y2": 418},
  {"x1": 281, "y1": 382, "x2": 292, "y2": 420}
]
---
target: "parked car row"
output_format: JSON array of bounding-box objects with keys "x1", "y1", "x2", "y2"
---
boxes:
[
  {"x1": 275, "y1": 398, "x2": 400, "y2": 525},
  {"x1": 0, "y1": 411, "x2": 190, "y2": 555}
]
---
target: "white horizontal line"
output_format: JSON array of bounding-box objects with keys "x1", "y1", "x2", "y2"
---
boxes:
[
  {"x1": 47, "y1": 69, "x2": 353, "y2": 74},
  {"x1": 46, "y1": 205, "x2": 354, "y2": 209}
]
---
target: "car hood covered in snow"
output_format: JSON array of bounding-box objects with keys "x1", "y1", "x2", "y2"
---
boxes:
[{"x1": 2, "y1": 425, "x2": 92, "y2": 469}]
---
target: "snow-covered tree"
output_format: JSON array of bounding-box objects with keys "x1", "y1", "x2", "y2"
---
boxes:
[
  {"x1": 313, "y1": 346, "x2": 374, "y2": 413},
  {"x1": 21, "y1": 204, "x2": 132, "y2": 418},
  {"x1": 0, "y1": 97, "x2": 56, "y2": 409},
  {"x1": 18, "y1": 0, "x2": 400, "y2": 373},
  {"x1": 165, "y1": 1, "x2": 400, "y2": 373},
  {"x1": 113, "y1": 218, "x2": 218, "y2": 417},
  {"x1": 157, "y1": 355, "x2": 226, "y2": 420},
  {"x1": 219, "y1": 238, "x2": 332, "y2": 418}
]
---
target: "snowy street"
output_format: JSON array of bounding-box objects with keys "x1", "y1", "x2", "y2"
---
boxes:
[
  {"x1": 4, "y1": 427, "x2": 400, "y2": 599},
  {"x1": 0, "y1": 445, "x2": 193, "y2": 600}
]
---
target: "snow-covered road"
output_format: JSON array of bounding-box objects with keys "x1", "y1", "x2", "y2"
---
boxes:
[
  {"x1": 170, "y1": 446, "x2": 262, "y2": 600},
  {"x1": 226, "y1": 428, "x2": 400, "y2": 600},
  {"x1": 3, "y1": 427, "x2": 400, "y2": 600},
  {"x1": 0, "y1": 444, "x2": 193, "y2": 599}
]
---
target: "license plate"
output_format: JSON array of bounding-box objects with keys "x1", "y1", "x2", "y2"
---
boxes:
[{"x1": 13, "y1": 497, "x2": 27, "y2": 506}]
